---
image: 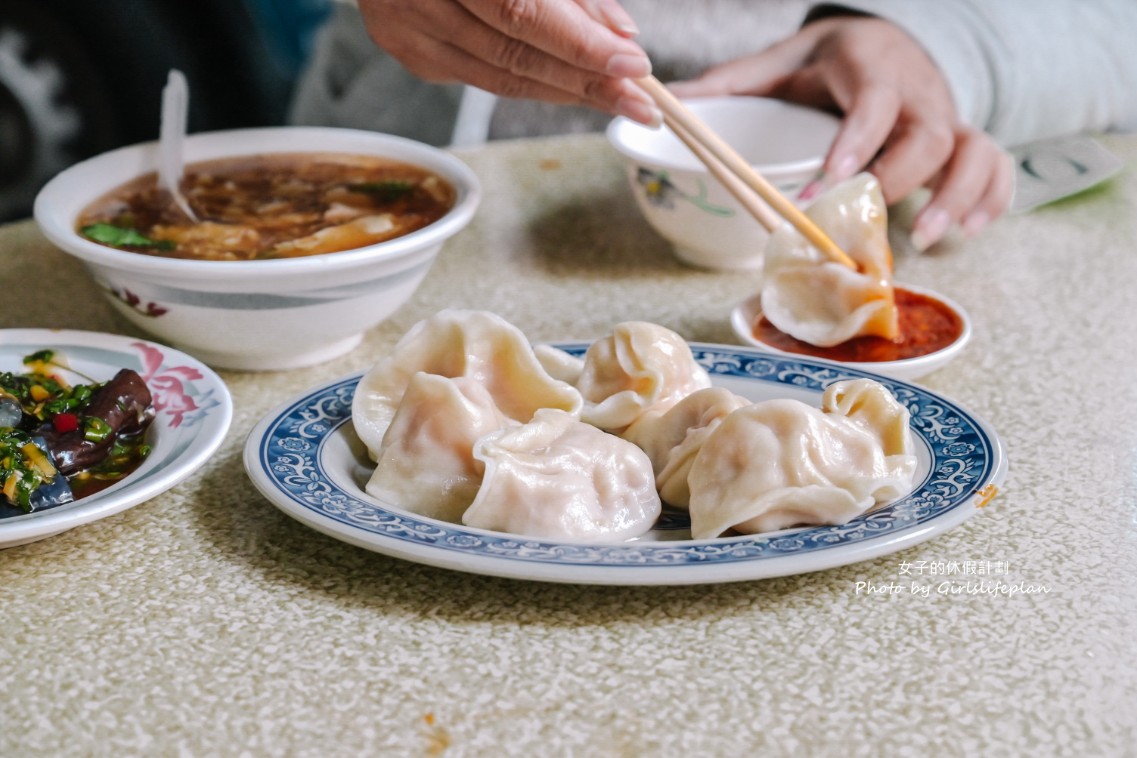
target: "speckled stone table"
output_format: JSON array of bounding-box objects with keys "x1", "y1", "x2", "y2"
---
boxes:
[{"x1": 2, "y1": 133, "x2": 1135, "y2": 756}]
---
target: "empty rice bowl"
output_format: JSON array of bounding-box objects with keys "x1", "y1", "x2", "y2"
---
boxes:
[
  {"x1": 607, "y1": 96, "x2": 839, "y2": 271},
  {"x1": 34, "y1": 126, "x2": 481, "y2": 371}
]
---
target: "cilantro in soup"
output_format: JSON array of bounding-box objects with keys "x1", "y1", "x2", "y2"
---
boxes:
[{"x1": 76, "y1": 153, "x2": 457, "y2": 261}]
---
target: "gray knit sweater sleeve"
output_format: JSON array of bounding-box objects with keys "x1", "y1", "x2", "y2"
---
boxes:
[{"x1": 809, "y1": 1, "x2": 1137, "y2": 146}]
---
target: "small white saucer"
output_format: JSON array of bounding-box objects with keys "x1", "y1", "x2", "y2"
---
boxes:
[
  {"x1": 730, "y1": 283, "x2": 972, "y2": 381},
  {"x1": 1, "y1": 330, "x2": 232, "y2": 548}
]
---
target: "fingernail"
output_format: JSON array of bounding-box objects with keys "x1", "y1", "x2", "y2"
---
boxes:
[
  {"x1": 598, "y1": 0, "x2": 640, "y2": 36},
  {"x1": 617, "y1": 97, "x2": 662, "y2": 127},
  {"x1": 829, "y1": 154, "x2": 859, "y2": 183},
  {"x1": 962, "y1": 210, "x2": 990, "y2": 238},
  {"x1": 606, "y1": 53, "x2": 652, "y2": 78},
  {"x1": 797, "y1": 172, "x2": 825, "y2": 201},
  {"x1": 911, "y1": 208, "x2": 951, "y2": 252}
]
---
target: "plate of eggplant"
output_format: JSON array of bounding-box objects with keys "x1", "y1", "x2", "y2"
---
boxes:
[{"x1": 0, "y1": 330, "x2": 232, "y2": 547}]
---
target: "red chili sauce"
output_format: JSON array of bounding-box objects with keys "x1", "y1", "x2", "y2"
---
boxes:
[{"x1": 753, "y1": 287, "x2": 963, "y2": 362}]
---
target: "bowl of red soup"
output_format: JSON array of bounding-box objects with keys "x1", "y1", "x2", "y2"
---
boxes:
[
  {"x1": 730, "y1": 283, "x2": 972, "y2": 381},
  {"x1": 33, "y1": 127, "x2": 481, "y2": 371}
]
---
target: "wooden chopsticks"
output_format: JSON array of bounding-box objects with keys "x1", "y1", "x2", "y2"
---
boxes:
[{"x1": 636, "y1": 76, "x2": 857, "y2": 271}]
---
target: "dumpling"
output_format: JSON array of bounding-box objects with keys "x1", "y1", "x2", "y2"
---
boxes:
[
  {"x1": 532, "y1": 343, "x2": 584, "y2": 386},
  {"x1": 364, "y1": 373, "x2": 515, "y2": 522},
  {"x1": 575, "y1": 321, "x2": 712, "y2": 432},
  {"x1": 352, "y1": 309, "x2": 582, "y2": 459},
  {"x1": 688, "y1": 379, "x2": 917, "y2": 539},
  {"x1": 621, "y1": 387, "x2": 751, "y2": 509},
  {"x1": 761, "y1": 173, "x2": 899, "y2": 347},
  {"x1": 821, "y1": 378, "x2": 915, "y2": 461},
  {"x1": 462, "y1": 409, "x2": 662, "y2": 542}
]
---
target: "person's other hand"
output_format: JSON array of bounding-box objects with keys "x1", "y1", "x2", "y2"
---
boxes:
[
  {"x1": 357, "y1": 0, "x2": 660, "y2": 125},
  {"x1": 668, "y1": 15, "x2": 1014, "y2": 249}
]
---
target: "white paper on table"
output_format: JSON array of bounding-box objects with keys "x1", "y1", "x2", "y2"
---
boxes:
[{"x1": 1010, "y1": 134, "x2": 1124, "y2": 214}]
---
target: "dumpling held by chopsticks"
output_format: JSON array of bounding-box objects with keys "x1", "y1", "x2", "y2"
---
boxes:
[{"x1": 761, "y1": 173, "x2": 899, "y2": 347}]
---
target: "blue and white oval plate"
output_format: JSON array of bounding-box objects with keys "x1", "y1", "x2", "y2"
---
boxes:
[
  {"x1": 244, "y1": 343, "x2": 1006, "y2": 585},
  {"x1": 1, "y1": 329, "x2": 232, "y2": 548}
]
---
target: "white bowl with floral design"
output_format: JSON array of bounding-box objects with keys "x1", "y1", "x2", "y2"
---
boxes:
[
  {"x1": 34, "y1": 127, "x2": 481, "y2": 371},
  {"x1": 607, "y1": 96, "x2": 839, "y2": 271}
]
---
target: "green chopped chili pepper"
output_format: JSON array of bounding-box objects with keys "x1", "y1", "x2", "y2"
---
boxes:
[{"x1": 82, "y1": 417, "x2": 113, "y2": 443}]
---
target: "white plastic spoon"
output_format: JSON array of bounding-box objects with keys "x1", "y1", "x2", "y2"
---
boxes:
[{"x1": 158, "y1": 69, "x2": 199, "y2": 222}]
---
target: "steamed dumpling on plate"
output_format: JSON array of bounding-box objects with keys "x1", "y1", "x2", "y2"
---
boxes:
[
  {"x1": 532, "y1": 343, "x2": 585, "y2": 386},
  {"x1": 364, "y1": 373, "x2": 515, "y2": 522},
  {"x1": 688, "y1": 379, "x2": 917, "y2": 539},
  {"x1": 574, "y1": 321, "x2": 712, "y2": 433},
  {"x1": 820, "y1": 376, "x2": 915, "y2": 458},
  {"x1": 352, "y1": 309, "x2": 582, "y2": 460},
  {"x1": 761, "y1": 173, "x2": 899, "y2": 347},
  {"x1": 463, "y1": 408, "x2": 662, "y2": 543},
  {"x1": 621, "y1": 387, "x2": 751, "y2": 509}
]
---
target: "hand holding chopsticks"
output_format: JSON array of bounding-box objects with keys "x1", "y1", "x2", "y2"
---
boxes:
[{"x1": 635, "y1": 76, "x2": 858, "y2": 271}]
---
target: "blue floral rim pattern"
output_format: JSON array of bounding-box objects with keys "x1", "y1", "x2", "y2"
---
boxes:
[{"x1": 250, "y1": 344, "x2": 1005, "y2": 571}]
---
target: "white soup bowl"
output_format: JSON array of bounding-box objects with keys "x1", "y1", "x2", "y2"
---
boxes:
[{"x1": 34, "y1": 126, "x2": 481, "y2": 371}]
